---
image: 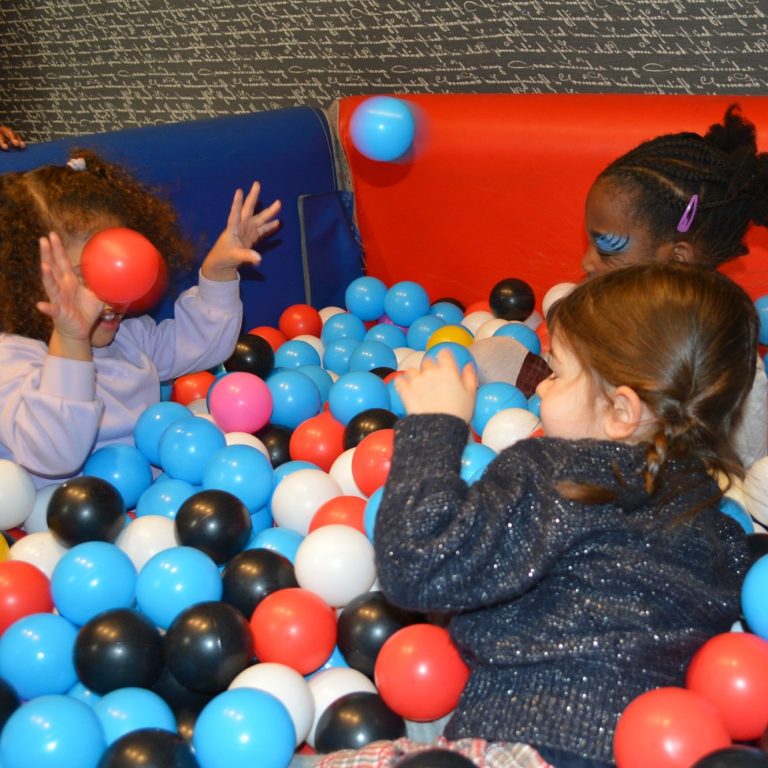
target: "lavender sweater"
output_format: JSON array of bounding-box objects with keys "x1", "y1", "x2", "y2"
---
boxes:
[{"x1": 0, "y1": 273, "x2": 242, "y2": 487}]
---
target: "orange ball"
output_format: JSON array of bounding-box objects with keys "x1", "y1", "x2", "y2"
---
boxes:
[
  {"x1": 249, "y1": 326, "x2": 287, "y2": 352},
  {"x1": 171, "y1": 371, "x2": 215, "y2": 406},
  {"x1": 308, "y1": 495, "x2": 367, "y2": 534},
  {"x1": 289, "y1": 412, "x2": 346, "y2": 473},
  {"x1": 351, "y1": 428, "x2": 394, "y2": 497},
  {"x1": 279, "y1": 304, "x2": 322, "y2": 340}
]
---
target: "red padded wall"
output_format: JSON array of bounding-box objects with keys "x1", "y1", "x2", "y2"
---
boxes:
[{"x1": 338, "y1": 94, "x2": 768, "y2": 310}]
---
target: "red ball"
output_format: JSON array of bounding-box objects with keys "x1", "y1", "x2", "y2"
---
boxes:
[
  {"x1": 614, "y1": 686, "x2": 732, "y2": 768},
  {"x1": 686, "y1": 632, "x2": 768, "y2": 741},
  {"x1": 351, "y1": 428, "x2": 394, "y2": 497},
  {"x1": 289, "y1": 412, "x2": 346, "y2": 473},
  {"x1": 464, "y1": 299, "x2": 491, "y2": 315},
  {"x1": 126, "y1": 258, "x2": 169, "y2": 315},
  {"x1": 171, "y1": 371, "x2": 215, "y2": 406},
  {"x1": 80, "y1": 227, "x2": 163, "y2": 306},
  {"x1": 278, "y1": 304, "x2": 322, "y2": 340},
  {"x1": 374, "y1": 623, "x2": 469, "y2": 721},
  {"x1": 0, "y1": 560, "x2": 53, "y2": 635},
  {"x1": 309, "y1": 495, "x2": 367, "y2": 534},
  {"x1": 250, "y1": 587, "x2": 337, "y2": 676},
  {"x1": 248, "y1": 325, "x2": 287, "y2": 352}
]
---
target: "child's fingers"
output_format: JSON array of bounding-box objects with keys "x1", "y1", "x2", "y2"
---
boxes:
[
  {"x1": 241, "y1": 182, "x2": 261, "y2": 220},
  {"x1": 461, "y1": 362, "x2": 478, "y2": 392},
  {"x1": 227, "y1": 189, "x2": 244, "y2": 231}
]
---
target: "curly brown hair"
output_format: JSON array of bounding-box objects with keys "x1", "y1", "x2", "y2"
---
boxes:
[{"x1": 0, "y1": 149, "x2": 196, "y2": 341}]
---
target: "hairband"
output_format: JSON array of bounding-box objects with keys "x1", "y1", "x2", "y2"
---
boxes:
[
  {"x1": 676, "y1": 194, "x2": 698, "y2": 233},
  {"x1": 66, "y1": 157, "x2": 86, "y2": 171}
]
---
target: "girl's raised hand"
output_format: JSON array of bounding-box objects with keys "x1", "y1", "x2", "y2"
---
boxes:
[
  {"x1": 201, "y1": 182, "x2": 281, "y2": 282},
  {"x1": 396, "y1": 348, "x2": 478, "y2": 423}
]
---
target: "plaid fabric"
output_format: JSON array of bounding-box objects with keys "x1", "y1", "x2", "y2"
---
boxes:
[
  {"x1": 516, "y1": 352, "x2": 552, "y2": 398},
  {"x1": 314, "y1": 737, "x2": 554, "y2": 768}
]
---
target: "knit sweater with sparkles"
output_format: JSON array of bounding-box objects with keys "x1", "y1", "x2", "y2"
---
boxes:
[{"x1": 374, "y1": 415, "x2": 748, "y2": 766}]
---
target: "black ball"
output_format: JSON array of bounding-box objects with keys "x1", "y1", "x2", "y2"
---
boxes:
[
  {"x1": 47, "y1": 476, "x2": 126, "y2": 546},
  {"x1": 221, "y1": 547, "x2": 298, "y2": 618},
  {"x1": 396, "y1": 749, "x2": 477, "y2": 768},
  {"x1": 489, "y1": 277, "x2": 535, "y2": 321},
  {"x1": 0, "y1": 677, "x2": 20, "y2": 731},
  {"x1": 151, "y1": 665, "x2": 214, "y2": 715},
  {"x1": 98, "y1": 728, "x2": 200, "y2": 768},
  {"x1": 370, "y1": 366, "x2": 397, "y2": 380},
  {"x1": 315, "y1": 691, "x2": 405, "y2": 753},
  {"x1": 343, "y1": 408, "x2": 398, "y2": 451},
  {"x1": 337, "y1": 590, "x2": 420, "y2": 679},
  {"x1": 224, "y1": 333, "x2": 275, "y2": 379},
  {"x1": 164, "y1": 601, "x2": 254, "y2": 694},
  {"x1": 175, "y1": 489, "x2": 252, "y2": 564},
  {"x1": 691, "y1": 746, "x2": 768, "y2": 767},
  {"x1": 75, "y1": 608, "x2": 164, "y2": 694},
  {"x1": 255, "y1": 424, "x2": 293, "y2": 467}
]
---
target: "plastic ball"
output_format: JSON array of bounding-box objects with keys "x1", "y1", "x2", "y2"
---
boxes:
[
  {"x1": 489, "y1": 277, "x2": 536, "y2": 321},
  {"x1": 321, "y1": 311, "x2": 367, "y2": 346},
  {"x1": 158, "y1": 415, "x2": 226, "y2": 484},
  {"x1": 481, "y1": 407, "x2": 542, "y2": 452},
  {"x1": 224, "y1": 333, "x2": 275, "y2": 378},
  {"x1": 296, "y1": 364, "x2": 334, "y2": 402},
  {"x1": 255, "y1": 423, "x2": 293, "y2": 467},
  {"x1": 171, "y1": 371, "x2": 215, "y2": 406},
  {"x1": 315, "y1": 691, "x2": 405, "y2": 753},
  {"x1": 114, "y1": 514, "x2": 178, "y2": 572},
  {"x1": 174, "y1": 489, "x2": 252, "y2": 564},
  {"x1": 249, "y1": 325, "x2": 287, "y2": 352},
  {"x1": 719, "y1": 498, "x2": 754, "y2": 534},
  {"x1": 323, "y1": 336, "x2": 361, "y2": 376},
  {"x1": 98, "y1": 728, "x2": 199, "y2": 768},
  {"x1": 250, "y1": 587, "x2": 337, "y2": 675},
  {"x1": 687, "y1": 631, "x2": 768, "y2": 741},
  {"x1": 329, "y1": 449, "x2": 366, "y2": 498},
  {"x1": 0, "y1": 559, "x2": 53, "y2": 634},
  {"x1": 691, "y1": 747, "x2": 768, "y2": 767},
  {"x1": 266, "y1": 369, "x2": 322, "y2": 430},
  {"x1": 329, "y1": 371, "x2": 391, "y2": 426},
  {"x1": 229, "y1": 662, "x2": 314, "y2": 746},
  {"x1": 275, "y1": 338, "x2": 322, "y2": 369},
  {"x1": 75, "y1": 608, "x2": 165, "y2": 694},
  {"x1": 136, "y1": 545, "x2": 222, "y2": 630},
  {"x1": 426, "y1": 324, "x2": 474, "y2": 350},
  {"x1": 8, "y1": 531, "x2": 67, "y2": 578},
  {"x1": 248, "y1": 526, "x2": 304, "y2": 564},
  {"x1": 471, "y1": 382, "x2": 529, "y2": 436},
  {"x1": 407, "y1": 314, "x2": 446, "y2": 350},
  {"x1": 135, "y1": 478, "x2": 196, "y2": 519},
  {"x1": 271, "y1": 468, "x2": 343, "y2": 536},
  {"x1": 492, "y1": 320, "x2": 542, "y2": 354},
  {"x1": 150, "y1": 665, "x2": 214, "y2": 719},
  {"x1": 221, "y1": 547, "x2": 298, "y2": 619},
  {"x1": 202, "y1": 443, "x2": 274, "y2": 514},
  {"x1": 206, "y1": 371, "x2": 272, "y2": 434},
  {"x1": 365, "y1": 322, "x2": 408, "y2": 350},
  {"x1": 351, "y1": 428, "x2": 395, "y2": 497},
  {"x1": 0, "y1": 677, "x2": 19, "y2": 731},
  {"x1": 363, "y1": 486, "x2": 385, "y2": 541},
  {"x1": 47, "y1": 476, "x2": 126, "y2": 546},
  {"x1": 84, "y1": 444, "x2": 153, "y2": 510},
  {"x1": 460, "y1": 442, "x2": 497, "y2": 484},
  {"x1": 51, "y1": 541, "x2": 136, "y2": 626},
  {"x1": 397, "y1": 750, "x2": 477, "y2": 768},
  {"x1": 93, "y1": 688, "x2": 176, "y2": 745},
  {"x1": 349, "y1": 96, "x2": 415, "y2": 162},
  {"x1": 80, "y1": 227, "x2": 163, "y2": 305},
  {"x1": 193, "y1": 687, "x2": 295, "y2": 768},
  {"x1": 461, "y1": 310, "x2": 494, "y2": 336},
  {"x1": 383, "y1": 281, "x2": 430, "y2": 327},
  {"x1": 309, "y1": 495, "x2": 367, "y2": 534},
  {"x1": 374, "y1": 624, "x2": 470, "y2": 721},
  {"x1": 288, "y1": 411, "x2": 346, "y2": 473},
  {"x1": 422, "y1": 341, "x2": 476, "y2": 373},
  {"x1": 542, "y1": 281, "x2": 578, "y2": 316},
  {"x1": 0, "y1": 694, "x2": 106, "y2": 768},
  {"x1": 279, "y1": 303, "x2": 323, "y2": 339},
  {"x1": 742, "y1": 554, "x2": 768, "y2": 640},
  {"x1": 473, "y1": 317, "x2": 509, "y2": 341},
  {"x1": 133, "y1": 401, "x2": 191, "y2": 467},
  {"x1": 348, "y1": 340, "x2": 398, "y2": 373},
  {"x1": 0, "y1": 460, "x2": 36, "y2": 529}
]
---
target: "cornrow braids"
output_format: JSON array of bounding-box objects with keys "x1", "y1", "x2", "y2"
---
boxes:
[{"x1": 599, "y1": 105, "x2": 768, "y2": 269}]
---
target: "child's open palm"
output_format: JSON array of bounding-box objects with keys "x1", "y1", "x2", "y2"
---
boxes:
[{"x1": 201, "y1": 182, "x2": 281, "y2": 282}]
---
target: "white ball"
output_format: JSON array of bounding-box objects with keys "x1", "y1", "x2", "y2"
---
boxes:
[
  {"x1": 473, "y1": 318, "x2": 508, "y2": 341},
  {"x1": 0, "y1": 460, "x2": 37, "y2": 529},
  {"x1": 10, "y1": 531, "x2": 68, "y2": 578},
  {"x1": 329, "y1": 449, "x2": 365, "y2": 498},
  {"x1": 744, "y1": 454, "x2": 768, "y2": 525},
  {"x1": 542, "y1": 282, "x2": 577, "y2": 317},
  {"x1": 524, "y1": 309, "x2": 544, "y2": 330},
  {"x1": 461, "y1": 310, "x2": 494, "y2": 336},
  {"x1": 398, "y1": 350, "x2": 425, "y2": 371},
  {"x1": 229, "y1": 662, "x2": 315, "y2": 745},
  {"x1": 225, "y1": 431, "x2": 271, "y2": 460},
  {"x1": 115, "y1": 514, "x2": 179, "y2": 571},
  {"x1": 271, "y1": 469, "x2": 343, "y2": 536},
  {"x1": 293, "y1": 334, "x2": 324, "y2": 359},
  {"x1": 393, "y1": 347, "x2": 414, "y2": 366},
  {"x1": 306, "y1": 667, "x2": 377, "y2": 747},
  {"x1": 295, "y1": 524, "x2": 377, "y2": 608},
  {"x1": 481, "y1": 408, "x2": 541, "y2": 452},
  {"x1": 320, "y1": 306, "x2": 346, "y2": 324},
  {"x1": 24, "y1": 483, "x2": 61, "y2": 534},
  {"x1": 187, "y1": 397, "x2": 210, "y2": 415}
]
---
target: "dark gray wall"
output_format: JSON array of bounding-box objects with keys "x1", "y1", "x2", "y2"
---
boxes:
[{"x1": 2, "y1": 0, "x2": 767, "y2": 143}]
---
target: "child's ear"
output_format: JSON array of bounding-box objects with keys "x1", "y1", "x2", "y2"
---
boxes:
[
  {"x1": 604, "y1": 385, "x2": 648, "y2": 441},
  {"x1": 657, "y1": 241, "x2": 695, "y2": 264}
]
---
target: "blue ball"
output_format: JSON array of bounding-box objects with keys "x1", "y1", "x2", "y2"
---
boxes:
[
  {"x1": 0, "y1": 613, "x2": 79, "y2": 698},
  {"x1": 349, "y1": 96, "x2": 415, "y2": 163},
  {"x1": 248, "y1": 526, "x2": 304, "y2": 563},
  {"x1": 363, "y1": 486, "x2": 385, "y2": 542},
  {"x1": 203, "y1": 444, "x2": 275, "y2": 514},
  {"x1": 423, "y1": 341, "x2": 477, "y2": 373},
  {"x1": 296, "y1": 364, "x2": 334, "y2": 403},
  {"x1": 134, "y1": 401, "x2": 191, "y2": 466},
  {"x1": 742, "y1": 554, "x2": 768, "y2": 639},
  {"x1": 266, "y1": 369, "x2": 322, "y2": 430},
  {"x1": 755, "y1": 295, "x2": 768, "y2": 346},
  {"x1": 158, "y1": 416, "x2": 226, "y2": 485},
  {"x1": 323, "y1": 337, "x2": 362, "y2": 376},
  {"x1": 0, "y1": 695, "x2": 106, "y2": 768},
  {"x1": 67, "y1": 681, "x2": 102, "y2": 707},
  {"x1": 345, "y1": 275, "x2": 388, "y2": 321},
  {"x1": 93, "y1": 687, "x2": 176, "y2": 745},
  {"x1": 460, "y1": 442, "x2": 497, "y2": 484},
  {"x1": 135, "y1": 477, "x2": 197, "y2": 518},
  {"x1": 84, "y1": 443, "x2": 154, "y2": 510},
  {"x1": 328, "y1": 371, "x2": 391, "y2": 425},
  {"x1": 527, "y1": 392, "x2": 542, "y2": 418},
  {"x1": 365, "y1": 322, "x2": 408, "y2": 350},
  {"x1": 311, "y1": 644, "x2": 350, "y2": 676},
  {"x1": 471, "y1": 382, "x2": 529, "y2": 435},
  {"x1": 493, "y1": 322, "x2": 542, "y2": 354},
  {"x1": 274, "y1": 339, "x2": 321, "y2": 369},
  {"x1": 247, "y1": 506, "x2": 275, "y2": 539},
  {"x1": 430, "y1": 301, "x2": 465, "y2": 325},
  {"x1": 136, "y1": 545, "x2": 223, "y2": 629},
  {"x1": 51, "y1": 541, "x2": 137, "y2": 626},
  {"x1": 719, "y1": 497, "x2": 754, "y2": 534},
  {"x1": 407, "y1": 314, "x2": 446, "y2": 350},
  {"x1": 272, "y1": 459, "x2": 321, "y2": 487},
  {"x1": 348, "y1": 340, "x2": 399, "y2": 373},
  {"x1": 384, "y1": 281, "x2": 431, "y2": 327},
  {"x1": 321, "y1": 312, "x2": 366, "y2": 346}
]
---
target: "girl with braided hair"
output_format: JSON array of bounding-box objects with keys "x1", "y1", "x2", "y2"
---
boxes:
[
  {"x1": 369, "y1": 262, "x2": 753, "y2": 768},
  {"x1": 0, "y1": 150, "x2": 280, "y2": 487}
]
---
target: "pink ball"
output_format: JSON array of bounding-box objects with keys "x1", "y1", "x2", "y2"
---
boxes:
[{"x1": 208, "y1": 372, "x2": 272, "y2": 433}]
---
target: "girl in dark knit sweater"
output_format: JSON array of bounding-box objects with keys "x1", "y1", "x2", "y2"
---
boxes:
[{"x1": 373, "y1": 262, "x2": 754, "y2": 767}]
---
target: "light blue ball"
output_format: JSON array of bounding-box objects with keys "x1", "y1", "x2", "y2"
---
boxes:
[
  {"x1": 93, "y1": 687, "x2": 176, "y2": 745},
  {"x1": 348, "y1": 340, "x2": 399, "y2": 373},
  {"x1": 493, "y1": 321, "x2": 542, "y2": 354},
  {"x1": 203, "y1": 444, "x2": 275, "y2": 514},
  {"x1": 471, "y1": 382, "x2": 528, "y2": 435},
  {"x1": 384, "y1": 281, "x2": 430, "y2": 327},
  {"x1": 407, "y1": 314, "x2": 446, "y2": 350},
  {"x1": 323, "y1": 337, "x2": 362, "y2": 376},
  {"x1": 296, "y1": 364, "x2": 334, "y2": 403},
  {"x1": 742, "y1": 554, "x2": 768, "y2": 639},
  {"x1": 158, "y1": 416, "x2": 226, "y2": 485},
  {"x1": 527, "y1": 392, "x2": 542, "y2": 418},
  {"x1": 365, "y1": 322, "x2": 408, "y2": 350},
  {"x1": 363, "y1": 486, "x2": 385, "y2": 542},
  {"x1": 84, "y1": 443, "x2": 154, "y2": 510},
  {"x1": 755, "y1": 295, "x2": 768, "y2": 346},
  {"x1": 67, "y1": 681, "x2": 102, "y2": 707},
  {"x1": 460, "y1": 442, "x2": 497, "y2": 484},
  {"x1": 248, "y1": 526, "x2": 304, "y2": 563},
  {"x1": 719, "y1": 497, "x2": 754, "y2": 534},
  {"x1": 266, "y1": 369, "x2": 322, "y2": 430},
  {"x1": 345, "y1": 275, "x2": 388, "y2": 321},
  {"x1": 274, "y1": 338, "x2": 321, "y2": 369},
  {"x1": 328, "y1": 371, "x2": 391, "y2": 425},
  {"x1": 321, "y1": 312, "x2": 366, "y2": 345},
  {"x1": 135, "y1": 477, "x2": 197, "y2": 519},
  {"x1": 134, "y1": 401, "x2": 191, "y2": 466},
  {"x1": 349, "y1": 96, "x2": 416, "y2": 162},
  {"x1": 430, "y1": 301, "x2": 465, "y2": 325},
  {"x1": 423, "y1": 341, "x2": 477, "y2": 373},
  {"x1": 311, "y1": 644, "x2": 350, "y2": 677}
]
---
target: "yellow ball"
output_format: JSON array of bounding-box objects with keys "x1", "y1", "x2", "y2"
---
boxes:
[
  {"x1": 0, "y1": 534, "x2": 9, "y2": 562},
  {"x1": 425, "y1": 324, "x2": 474, "y2": 350}
]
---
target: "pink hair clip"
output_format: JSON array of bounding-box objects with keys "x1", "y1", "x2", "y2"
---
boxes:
[
  {"x1": 676, "y1": 194, "x2": 698, "y2": 233},
  {"x1": 66, "y1": 157, "x2": 86, "y2": 171}
]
